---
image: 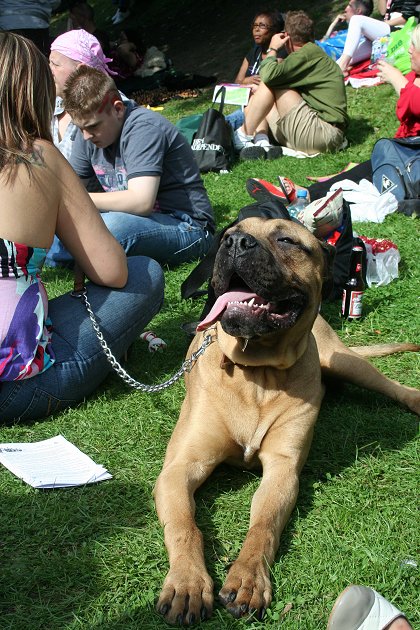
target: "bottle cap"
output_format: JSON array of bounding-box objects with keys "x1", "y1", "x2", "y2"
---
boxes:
[{"x1": 297, "y1": 190, "x2": 307, "y2": 198}]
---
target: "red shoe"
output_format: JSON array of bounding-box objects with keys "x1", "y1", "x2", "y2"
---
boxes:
[{"x1": 246, "y1": 177, "x2": 297, "y2": 205}]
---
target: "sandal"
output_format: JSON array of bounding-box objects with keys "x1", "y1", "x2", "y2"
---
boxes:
[
  {"x1": 327, "y1": 585, "x2": 408, "y2": 630},
  {"x1": 278, "y1": 176, "x2": 297, "y2": 204}
]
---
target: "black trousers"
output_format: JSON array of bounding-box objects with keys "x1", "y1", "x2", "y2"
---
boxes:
[{"x1": 308, "y1": 160, "x2": 373, "y2": 201}]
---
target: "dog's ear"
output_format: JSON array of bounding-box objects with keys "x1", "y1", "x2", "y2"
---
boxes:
[{"x1": 319, "y1": 241, "x2": 336, "y2": 300}]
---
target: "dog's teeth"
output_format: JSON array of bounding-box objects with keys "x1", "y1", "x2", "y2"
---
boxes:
[{"x1": 248, "y1": 298, "x2": 255, "y2": 307}]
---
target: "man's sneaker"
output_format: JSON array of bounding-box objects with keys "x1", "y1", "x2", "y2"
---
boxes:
[
  {"x1": 246, "y1": 177, "x2": 295, "y2": 203},
  {"x1": 265, "y1": 146, "x2": 283, "y2": 160},
  {"x1": 233, "y1": 128, "x2": 254, "y2": 152},
  {"x1": 239, "y1": 146, "x2": 266, "y2": 160},
  {"x1": 254, "y1": 137, "x2": 283, "y2": 161}
]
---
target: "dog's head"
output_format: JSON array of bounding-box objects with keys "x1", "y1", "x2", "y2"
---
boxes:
[{"x1": 198, "y1": 217, "x2": 334, "y2": 346}]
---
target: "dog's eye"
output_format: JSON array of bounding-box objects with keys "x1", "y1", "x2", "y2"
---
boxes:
[{"x1": 277, "y1": 237, "x2": 296, "y2": 245}]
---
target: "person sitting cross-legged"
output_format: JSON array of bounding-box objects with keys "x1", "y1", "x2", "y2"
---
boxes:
[
  {"x1": 234, "y1": 10, "x2": 349, "y2": 159},
  {"x1": 62, "y1": 65, "x2": 215, "y2": 267},
  {"x1": 0, "y1": 32, "x2": 164, "y2": 423}
]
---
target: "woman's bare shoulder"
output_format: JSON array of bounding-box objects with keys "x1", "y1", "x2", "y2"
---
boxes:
[{"x1": 32, "y1": 139, "x2": 68, "y2": 171}]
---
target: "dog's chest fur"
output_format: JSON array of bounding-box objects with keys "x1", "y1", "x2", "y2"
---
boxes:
[{"x1": 184, "y1": 333, "x2": 322, "y2": 468}]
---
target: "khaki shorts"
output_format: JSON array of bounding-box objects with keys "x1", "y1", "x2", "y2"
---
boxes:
[{"x1": 268, "y1": 100, "x2": 345, "y2": 155}]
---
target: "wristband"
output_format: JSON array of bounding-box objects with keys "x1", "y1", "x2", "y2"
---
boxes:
[{"x1": 266, "y1": 47, "x2": 278, "y2": 54}]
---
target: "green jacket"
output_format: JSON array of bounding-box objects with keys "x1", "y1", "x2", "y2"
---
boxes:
[{"x1": 259, "y1": 42, "x2": 348, "y2": 129}]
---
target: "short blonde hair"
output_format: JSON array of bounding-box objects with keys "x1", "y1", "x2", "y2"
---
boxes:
[
  {"x1": 0, "y1": 32, "x2": 55, "y2": 175},
  {"x1": 63, "y1": 64, "x2": 119, "y2": 118},
  {"x1": 411, "y1": 23, "x2": 420, "y2": 51}
]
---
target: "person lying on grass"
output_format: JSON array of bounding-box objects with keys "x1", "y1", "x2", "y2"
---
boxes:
[
  {"x1": 0, "y1": 32, "x2": 164, "y2": 423},
  {"x1": 336, "y1": 0, "x2": 418, "y2": 74},
  {"x1": 319, "y1": 0, "x2": 373, "y2": 65}
]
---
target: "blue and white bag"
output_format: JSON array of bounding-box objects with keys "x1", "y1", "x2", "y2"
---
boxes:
[{"x1": 371, "y1": 137, "x2": 420, "y2": 202}]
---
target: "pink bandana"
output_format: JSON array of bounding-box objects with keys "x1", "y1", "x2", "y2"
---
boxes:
[{"x1": 50, "y1": 29, "x2": 117, "y2": 76}]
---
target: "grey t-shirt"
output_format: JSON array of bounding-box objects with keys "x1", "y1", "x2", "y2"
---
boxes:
[{"x1": 70, "y1": 103, "x2": 215, "y2": 231}]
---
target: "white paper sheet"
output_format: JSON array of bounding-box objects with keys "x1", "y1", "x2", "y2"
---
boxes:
[{"x1": 0, "y1": 435, "x2": 112, "y2": 488}]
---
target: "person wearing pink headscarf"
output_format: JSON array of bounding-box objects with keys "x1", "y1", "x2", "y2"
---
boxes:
[
  {"x1": 47, "y1": 29, "x2": 125, "y2": 266},
  {"x1": 49, "y1": 29, "x2": 118, "y2": 160}
]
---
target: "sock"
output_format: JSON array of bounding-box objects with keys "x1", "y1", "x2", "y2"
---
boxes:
[{"x1": 254, "y1": 133, "x2": 271, "y2": 148}]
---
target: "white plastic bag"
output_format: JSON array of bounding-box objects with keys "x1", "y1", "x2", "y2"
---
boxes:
[
  {"x1": 360, "y1": 237, "x2": 400, "y2": 287},
  {"x1": 330, "y1": 179, "x2": 398, "y2": 222}
]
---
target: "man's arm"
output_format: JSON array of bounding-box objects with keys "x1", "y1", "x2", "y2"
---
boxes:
[
  {"x1": 89, "y1": 175, "x2": 160, "y2": 215},
  {"x1": 377, "y1": 0, "x2": 387, "y2": 15},
  {"x1": 321, "y1": 14, "x2": 346, "y2": 41}
]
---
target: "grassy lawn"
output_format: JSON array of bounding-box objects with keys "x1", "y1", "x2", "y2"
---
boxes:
[{"x1": 1, "y1": 3, "x2": 419, "y2": 629}]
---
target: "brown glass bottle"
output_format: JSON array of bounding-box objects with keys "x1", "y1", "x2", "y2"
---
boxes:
[{"x1": 341, "y1": 246, "x2": 365, "y2": 320}]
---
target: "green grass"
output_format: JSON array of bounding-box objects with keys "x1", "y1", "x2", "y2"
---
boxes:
[{"x1": 1, "y1": 2, "x2": 420, "y2": 629}]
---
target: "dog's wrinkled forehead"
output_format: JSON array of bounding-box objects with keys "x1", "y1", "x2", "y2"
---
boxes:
[
  {"x1": 226, "y1": 217, "x2": 321, "y2": 251},
  {"x1": 220, "y1": 217, "x2": 333, "y2": 292}
]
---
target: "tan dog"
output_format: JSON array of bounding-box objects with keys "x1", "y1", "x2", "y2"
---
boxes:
[{"x1": 154, "y1": 218, "x2": 419, "y2": 625}]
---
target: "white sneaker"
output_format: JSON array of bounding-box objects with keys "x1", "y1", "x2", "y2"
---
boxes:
[
  {"x1": 327, "y1": 585, "x2": 407, "y2": 630},
  {"x1": 233, "y1": 128, "x2": 254, "y2": 152}
]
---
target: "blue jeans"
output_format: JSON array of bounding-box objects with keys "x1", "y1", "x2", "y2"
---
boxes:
[
  {"x1": 226, "y1": 108, "x2": 245, "y2": 131},
  {"x1": 0, "y1": 257, "x2": 164, "y2": 423},
  {"x1": 46, "y1": 211, "x2": 214, "y2": 268}
]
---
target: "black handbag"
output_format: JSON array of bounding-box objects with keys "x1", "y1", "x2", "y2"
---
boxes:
[{"x1": 191, "y1": 86, "x2": 235, "y2": 173}]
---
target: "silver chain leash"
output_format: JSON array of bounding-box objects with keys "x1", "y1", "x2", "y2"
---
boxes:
[{"x1": 73, "y1": 288, "x2": 213, "y2": 393}]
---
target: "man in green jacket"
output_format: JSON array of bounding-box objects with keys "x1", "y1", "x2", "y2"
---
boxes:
[{"x1": 234, "y1": 10, "x2": 349, "y2": 158}]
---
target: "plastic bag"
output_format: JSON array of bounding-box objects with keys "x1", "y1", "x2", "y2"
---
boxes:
[
  {"x1": 371, "y1": 35, "x2": 390, "y2": 63},
  {"x1": 386, "y1": 16, "x2": 417, "y2": 74},
  {"x1": 317, "y1": 29, "x2": 349, "y2": 60},
  {"x1": 329, "y1": 178, "x2": 398, "y2": 223},
  {"x1": 359, "y1": 236, "x2": 400, "y2": 287}
]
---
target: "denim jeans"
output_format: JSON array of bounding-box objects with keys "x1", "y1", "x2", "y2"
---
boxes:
[
  {"x1": 0, "y1": 256, "x2": 164, "y2": 423},
  {"x1": 46, "y1": 211, "x2": 214, "y2": 268},
  {"x1": 226, "y1": 108, "x2": 245, "y2": 131}
]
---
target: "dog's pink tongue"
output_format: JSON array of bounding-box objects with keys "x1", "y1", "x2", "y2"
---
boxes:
[{"x1": 196, "y1": 290, "x2": 259, "y2": 331}]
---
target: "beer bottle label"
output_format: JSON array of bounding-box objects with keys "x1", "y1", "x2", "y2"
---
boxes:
[{"x1": 342, "y1": 289, "x2": 363, "y2": 318}]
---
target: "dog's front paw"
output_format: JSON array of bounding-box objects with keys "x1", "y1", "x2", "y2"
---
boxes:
[
  {"x1": 219, "y1": 559, "x2": 272, "y2": 620},
  {"x1": 156, "y1": 567, "x2": 214, "y2": 625}
]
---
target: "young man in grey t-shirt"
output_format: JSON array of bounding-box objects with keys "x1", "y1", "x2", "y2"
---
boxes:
[{"x1": 63, "y1": 65, "x2": 215, "y2": 266}]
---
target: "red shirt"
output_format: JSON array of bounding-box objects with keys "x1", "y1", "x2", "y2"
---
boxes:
[{"x1": 395, "y1": 71, "x2": 420, "y2": 138}]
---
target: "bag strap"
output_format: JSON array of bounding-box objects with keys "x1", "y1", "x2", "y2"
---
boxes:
[
  {"x1": 378, "y1": 136, "x2": 420, "y2": 148},
  {"x1": 212, "y1": 86, "x2": 227, "y2": 115}
]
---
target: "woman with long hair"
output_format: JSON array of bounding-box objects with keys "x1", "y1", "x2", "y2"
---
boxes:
[{"x1": 0, "y1": 32, "x2": 164, "y2": 422}]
